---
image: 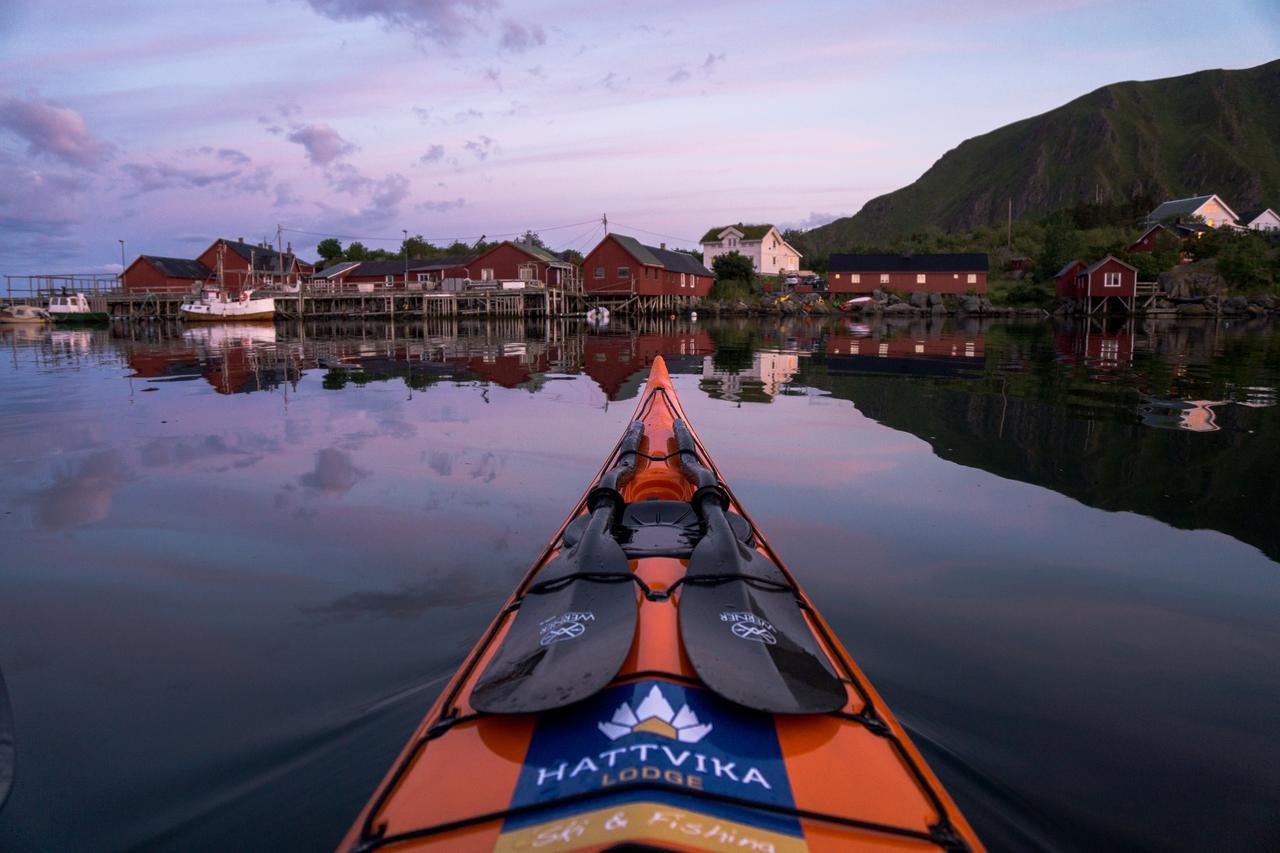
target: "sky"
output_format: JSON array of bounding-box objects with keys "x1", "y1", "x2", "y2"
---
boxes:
[{"x1": 1, "y1": 0, "x2": 1277, "y2": 275}]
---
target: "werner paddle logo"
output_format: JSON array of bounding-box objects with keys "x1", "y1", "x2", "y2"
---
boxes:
[
  {"x1": 598, "y1": 684, "x2": 713, "y2": 744},
  {"x1": 720, "y1": 611, "x2": 777, "y2": 644},
  {"x1": 539, "y1": 611, "x2": 594, "y2": 645}
]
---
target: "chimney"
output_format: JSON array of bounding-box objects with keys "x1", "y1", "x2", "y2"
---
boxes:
[
  {"x1": 660, "y1": 242, "x2": 667, "y2": 250},
  {"x1": 237, "y1": 237, "x2": 243, "y2": 244}
]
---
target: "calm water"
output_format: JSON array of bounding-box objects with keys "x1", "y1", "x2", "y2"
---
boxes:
[{"x1": 0, "y1": 315, "x2": 1278, "y2": 852}]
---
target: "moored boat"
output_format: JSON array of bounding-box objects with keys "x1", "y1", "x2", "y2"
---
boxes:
[
  {"x1": 342, "y1": 356, "x2": 983, "y2": 852},
  {"x1": 0, "y1": 304, "x2": 52, "y2": 324},
  {"x1": 47, "y1": 292, "x2": 109, "y2": 324},
  {"x1": 180, "y1": 286, "x2": 275, "y2": 322}
]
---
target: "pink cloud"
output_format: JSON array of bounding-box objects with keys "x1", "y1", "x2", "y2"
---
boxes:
[{"x1": 0, "y1": 95, "x2": 114, "y2": 167}]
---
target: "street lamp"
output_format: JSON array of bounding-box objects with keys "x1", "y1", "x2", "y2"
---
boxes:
[
  {"x1": 118, "y1": 239, "x2": 125, "y2": 284},
  {"x1": 402, "y1": 229, "x2": 409, "y2": 290}
]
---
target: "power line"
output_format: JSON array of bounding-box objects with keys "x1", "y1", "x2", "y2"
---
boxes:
[
  {"x1": 280, "y1": 218, "x2": 600, "y2": 245},
  {"x1": 609, "y1": 221, "x2": 701, "y2": 246}
]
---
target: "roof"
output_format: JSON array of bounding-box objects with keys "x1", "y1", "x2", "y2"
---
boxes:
[
  {"x1": 1239, "y1": 207, "x2": 1278, "y2": 224},
  {"x1": 1146, "y1": 194, "x2": 1238, "y2": 223},
  {"x1": 345, "y1": 259, "x2": 438, "y2": 277},
  {"x1": 510, "y1": 240, "x2": 573, "y2": 267},
  {"x1": 700, "y1": 224, "x2": 775, "y2": 243},
  {"x1": 650, "y1": 246, "x2": 713, "y2": 277},
  {"x1": 827, "y1": 253, "x2": 989, "y2": 273},
  {"x1": 140, "y1": 256, "x2": 211, "y2": 279},
  {"x1": 1082, "y1": 255, "x2": 1137, "y2": 276},
  {"x1": 313, "y1": 261, "x2": 360, "y2": 279},
  {"x1": 1055, "y1": 259, "x2": 1085, "y2": 278},
  {"x1": 610, "y1": 234, "x2": 664, "y2": 267},
  {"x1": 416, "y1": 253, "x2": 477, "y2": 271}
]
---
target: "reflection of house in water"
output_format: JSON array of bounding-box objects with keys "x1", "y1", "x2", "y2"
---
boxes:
[
  {"x1": 700, "y1": 351, "x2": 801, "y2": 403},
  {"x1": 826, "y1": 324, "x2": 984, "y2": 377},
  {"x1": 1139, "y1": 395, "x2": 1272, "y2": 432},
  {"x1": 125, "y1": 325, "x2": 293, "y2": 395},
  {"x1": 583, "y1": 329, "x2": 713, "y2": 400},
  {"x1": 1054, "y1": 322, "x2": 1135, "y2": 371},
  {"x1": 445, "y1": 343, "x2": 552, "y2": 388}
]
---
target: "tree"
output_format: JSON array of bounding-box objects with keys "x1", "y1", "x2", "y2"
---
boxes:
[
  {"x1": 712, "y1": 250, "x2": 754, "y2": 283},
  {"x1": 401, "y1": 234, "x2": 433, "y2": 259},
  {"x1": 1035, "y1": 213, "x2": 1085, "y2": 282},
  {"x1": 346, "y1": 241, "x2": 370, "y2": 261},
  {"x1": 316, "y1": 238, "x2": 344, "y2": 265},
  {"x1": 559, "y1": 249, "x2": 584, "y2": 266},
  {"x1": 1217, "y1": 234, "x2": 1272, "y2": 291},
  {"x1": 518, "y1": 229, "x2": 546, "y2": 248}
]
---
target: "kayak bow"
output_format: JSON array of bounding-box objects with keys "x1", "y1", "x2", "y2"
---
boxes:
[{"x1": 342, "y1": 356, "x2": 983, "y2": 852}]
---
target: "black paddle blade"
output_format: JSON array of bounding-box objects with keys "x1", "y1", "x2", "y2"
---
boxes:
[
  {"x1": 679, "y1": 513, "x2": 846, "y2": 715},
  {"x1": 471, "y1": 517, "x2": 637, "y2": 714},
  {"x1": 0, "y1": 665, "x2": 13, "y2": 812}
]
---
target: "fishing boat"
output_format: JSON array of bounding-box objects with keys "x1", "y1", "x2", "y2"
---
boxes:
[
  {"x1": 47, "y1": 292, "x2": 109, "y2": 324},
  {"x1": 342, "y1": 356, "x2": 982, "y2": 852},
  {"x1": 0, "y1": 304, "x2": 51, "y2": 324},
  {"x1": 179, "y1": 286, "x2": 275, "y2": 322}
]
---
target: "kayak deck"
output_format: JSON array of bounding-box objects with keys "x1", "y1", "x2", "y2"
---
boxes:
[{"x1": 342, "y1": 357, "x2": 982, "y2": 852}]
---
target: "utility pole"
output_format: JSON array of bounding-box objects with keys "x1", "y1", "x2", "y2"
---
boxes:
[
  {"x1": 403, "y1": 229, "x2": 409, "y2": 290},
  {"x1": 118, "y1": 239, "x2": 125, "y2": 286},
  {"x1": 276, "y1": 224, "x2": 284, "y2": 284},
  {"x1": 602, "y1": 213, "x2": 608, "y2": 235}
]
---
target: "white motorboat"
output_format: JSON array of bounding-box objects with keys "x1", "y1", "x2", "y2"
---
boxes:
[
  {"x1": 180, "y1": 286, "x2": 275, "y2": 322},
  {"x1": 0, "y1": 304, "x2": 52, "y2": 324},
  {"x1": 585, "y1": 306, "x2": 610, "y2": 324},
  {"x1": 47, "y1": 292, "x2": 109, "y2": 324}
]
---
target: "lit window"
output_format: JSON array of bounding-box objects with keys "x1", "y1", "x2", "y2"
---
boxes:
[
  {"x1": 966, "y1": 273, "x2": 977, "y2": 284},
  {"x1": 594, "y1": 266, "x2": 604, "y2": 279},
  {"x1": 851, "y1": 274, "x2": 859, "y2": 283},
  {"x1": 880, "y1": 273, "x2": 889, "y2": 284},
  {"x1": 916, "y1": 273, "x2": 926, "y2": 284},
  {"x1": 618, "y1": 266, "x2": 630, "y2": 278}
]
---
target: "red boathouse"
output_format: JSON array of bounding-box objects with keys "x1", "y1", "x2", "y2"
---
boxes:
[
  {"x1": 827, "y1": 253, "x2": 988, "y2": 295},
  {"x1": 582, "y1": 234, "x2": 713, "y2": 298}
]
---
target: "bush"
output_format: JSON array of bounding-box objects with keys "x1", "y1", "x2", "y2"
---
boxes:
[
  {"x1": 709, "y1": 278, "x2": 758, "y2": 302},
  {"x1": 712, "y1": 251, "x2": 754, "y2": 284}
]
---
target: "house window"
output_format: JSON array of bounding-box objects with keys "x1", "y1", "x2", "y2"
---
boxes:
[
  {"x1": 879, "y1": 273, "x2": 889, "y2": 284},
  {"x1": 851, "y1": 274, "x2": 860, "y2": 283},
  {"x1": 618, "y1": 266, "x2": 630, "y2": 278},
  {"x1": 518, "y1": 263, "x2": 537, "y2": 281},
  {"x1": 594, "y1": 266, "x2": 604, "y2": 279},
  {"x1": 384, "y1": 275, "x2": 395, "y2": 286},
  {"x1": 772, "y1": 256, "x2": 777, "y2": 266},
  {"x1": 481, "y1": 268, "x2": 495, "y2": 281},
  {"x1": 966, "y1": 273, "x2": 977, "y2": 284},
  {"x1": 417, "y1": 273, "x2": 430, "y2": 282},
  {"x1": 1104, "y1": 272, "x2": 1122, "y2": 288},
  {"x1": 916, "y1": 274, "x2": 926, "y2": 284},
  {"x1": 681, "y1": 273, "x2": 686, "y2": 286}
]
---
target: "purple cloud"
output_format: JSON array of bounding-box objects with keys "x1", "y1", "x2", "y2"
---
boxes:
[
  {"x1": 120, "y1": 161, "x2": 242, "y2": 194},
  {"x1": 302, "y1": 0, "x2": 497, "y2": 44},
  {"x1": 370, "y1": 173, "x2": 409, "y2": 209},
  {"x1": 217, "y1": 147, "x2": 252, "y2": 165},
  {"x1": 702, "y1": 52, "x2": 725, "y2": 74},
  {"x1": 499, "y1": 21, "x2": 545, "y2": 52},
  {"x1": 668, "y1": 67, "x2": 691, "y2": 84},
  {"x1": 463, "y1": 135, "x2": 494, "y2": 160},
  {"x1": 415, "y1": 197, "x2": 465, "y2": 213},
  {"x1": 0, "y1": 95, "x2": 114, "y2": 167},
  {"x1": 419, "y1": 144, "x2": 445, "y2": 163},
  {"x1": 599, "y1": 71, "x2": 625, "y2": 92},
  {"x1": 287, "y1": 124, "x2": 357, "y2": 166}
]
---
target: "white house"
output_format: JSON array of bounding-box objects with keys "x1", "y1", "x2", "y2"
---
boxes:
[
  {"x1": 1146, "y1": 194, "x2": 1239, "y2": 229},
  {"x1": 699, "y1": 224, "x2": 802, "y2": 276},
  {"x1": 1240, "y1": 207, "x2": 1280, "y2": 232}
]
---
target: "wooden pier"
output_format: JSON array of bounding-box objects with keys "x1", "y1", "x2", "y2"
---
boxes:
[{"x1": 4, "y1": 275, "x2": 698, "y2": 321}]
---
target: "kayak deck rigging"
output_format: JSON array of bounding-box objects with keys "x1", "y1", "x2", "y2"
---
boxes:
[{"x1": 344, "y1": 357, "x2": 982, "y2": 853}]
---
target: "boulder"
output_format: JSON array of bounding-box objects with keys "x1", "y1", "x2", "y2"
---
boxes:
[
  {"x1": 958, "y1": 295, "x2": 983, "y2": 314},
  {"x1": 882, "y1": 302, "x2": 913, "y2": 314},
  {"x1": 928, "y1": 291, "x2": 944, "y2": 306},
  {"x1": 1160, "y1": 268, "x2": 1227, "y2": 300},
  {"x1": 872, "y1": 288, "x2": 887, "y2": 303},
  {"x1": 909, "y1": 291, "x2": 929, "y2": 308},
  {"x1": 1176, "y1": 302, "x2": 1208, "y2": 317},
  {"x1": 1223, "y1": 296, "x2": 1250, "y2": 315}
]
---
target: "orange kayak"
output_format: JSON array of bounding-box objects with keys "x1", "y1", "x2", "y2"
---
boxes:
[{"x1": 341, "y1": 355, "x2": 983, "y2": 852}]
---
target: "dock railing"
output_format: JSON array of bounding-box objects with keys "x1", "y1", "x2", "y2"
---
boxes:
[{"x1": 5, "y1": 274, "x2": 124, "y2": 301}]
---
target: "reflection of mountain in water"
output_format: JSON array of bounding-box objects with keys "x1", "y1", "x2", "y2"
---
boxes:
[{"x1": 802, "y1": 321, "x2": 1280, "y2": 562}]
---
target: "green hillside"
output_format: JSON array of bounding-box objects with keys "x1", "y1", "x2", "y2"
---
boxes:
[{"x1": 801, "y1": 59, "x2": 1280, "y2": 253}]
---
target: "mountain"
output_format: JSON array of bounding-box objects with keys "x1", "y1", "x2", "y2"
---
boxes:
[{"x1": 802, "y1": 59, "x2": 1280, "y2": 253}]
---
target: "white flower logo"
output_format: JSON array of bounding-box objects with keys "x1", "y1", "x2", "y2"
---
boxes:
[{"x1": 598, "y1": 685, "x2": 713, "y2": 743}]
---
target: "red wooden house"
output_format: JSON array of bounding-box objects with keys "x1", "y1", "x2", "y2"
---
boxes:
[
  {"x1": 121, "y1": 255, "x2": 212, "y2": 294},
  {"x1": 1055, "y1": 260, "x2": 1087, "y2": 297},
  {"x1": 581, "y1": 234, "x2": 713, "y2": 298},
  {"x1": 196, "y1": 238, "x2": 313, "y2": 290},
  {"x1": 827, "y1": 253, "x2": 988, "y2": 295},
  {"x1": 1074, "y1": 255, "x2": 1137, "y2": 313},
  {"x1": 465, "y1": 241, "x2": 576, "y2": 287}
]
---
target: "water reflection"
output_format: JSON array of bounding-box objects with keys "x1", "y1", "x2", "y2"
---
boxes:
[{"x1": 1, "y1": 316, "x2": 1279, "y2": 853}]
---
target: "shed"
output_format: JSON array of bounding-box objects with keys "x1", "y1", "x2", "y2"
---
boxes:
[{"x1": 122, "y1": 255, "x2": 211, "y2": 294}]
